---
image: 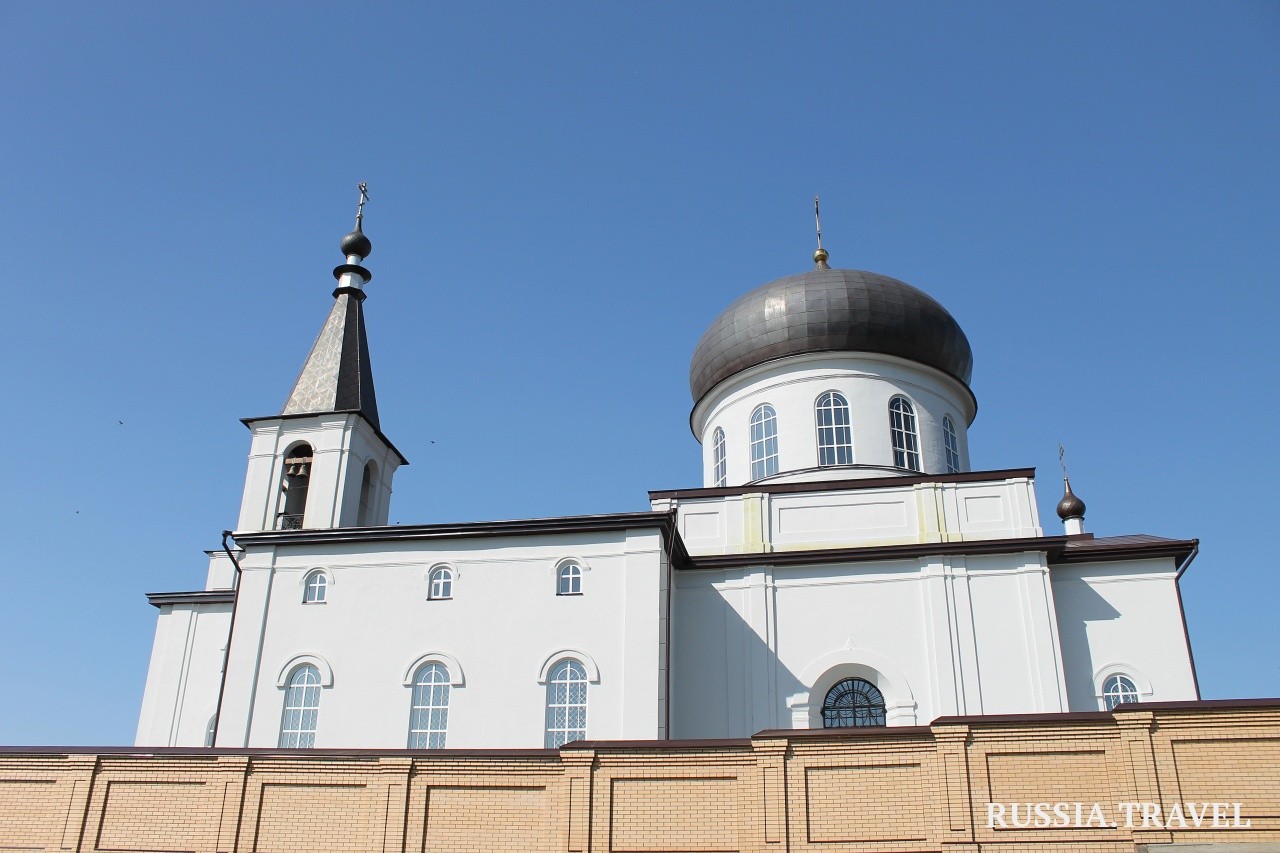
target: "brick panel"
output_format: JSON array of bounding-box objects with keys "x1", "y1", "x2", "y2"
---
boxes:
[
  {"x1": 253, "y1": 783, "x2": 382, "y2": 852},
  {"x1": 608, "y1": 777, "x2": 737, "y2": 852},
  {"x1": 94, "y1": 780, "x2": 218, "y2": 852},
  {"x1": 804, "y1": 762, "x2": 927, "y2": 843},
  {"x1": 422, "y1": 785, "x2": 553, "y2": 853}
]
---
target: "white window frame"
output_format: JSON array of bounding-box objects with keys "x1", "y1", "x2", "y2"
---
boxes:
[
  {"x1": 942, "y1": 415, "x2": 961, "y2": 474},
  {"x1": 278, "y1": 664, "x2": 322, "y2": 748},
  {"x1": 749, "y1": 404, "x2": 779, "y2": 481},
  {"x1": 428, "y1": 566, "x2": 454, "y2": 601},
  {"x1": 815, "y1": 391, "x2": 854, "y2": 467},
  {"x1": 302, "y1": 569, "x2": 328, "y2": 604},
  {"x1": 889, "y1": 396, "x2": 922, "y2": 472},
  {"x1": 1102, "y1": 674, "x2": 1140, "y2": 710},
  {"x1": 712, "y1": 427, "x2": 727, "y2": 487},
  {"x1": 557, "y1": 562, "x2": 583, "y2": 596},
  {"x1": 544, "y1": 659, "x2": 588, "y2": 748},
  {"x1": 407, "y1": 662, "x2": 451, "y2": 749}
]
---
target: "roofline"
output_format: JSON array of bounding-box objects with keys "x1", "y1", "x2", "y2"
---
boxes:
[
  {"x1": 684, "y1": 533, "x2": 1198, "y2": 572},
  {"x1": 650, "y1": 467, "x2": 1037, "y2": 501},
  {"x1": 146, "y1": 590, "x2": 236, "y2": 609},
  {"x1": 240, "y1": 410, "x2": 409, "y2": 465},
  {"x1": 1054, "y1": 537, "x2": 1199, "y2": 566},
  {"x1": 230, "y1": 511, "x2": 693, "y2": 569}
]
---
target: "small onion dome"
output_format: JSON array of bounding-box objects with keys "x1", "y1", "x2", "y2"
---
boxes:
[
  {"x1": 1056, "y1": 478, "x2": 1086, "y2": 520},
  {"x1": 340, "y1": 227, "x2": 372, "y2": 259},
  {"x1": 690, "y1": 268, "x2": 973, "y2": 405}
]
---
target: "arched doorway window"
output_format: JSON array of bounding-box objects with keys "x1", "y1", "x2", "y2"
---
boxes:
[{"x1": 822, "y1": 677, "x2": 886, "y2": 728}]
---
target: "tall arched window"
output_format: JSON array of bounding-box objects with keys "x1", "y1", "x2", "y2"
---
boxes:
[
  {"x1": 942, "y1": 415, "x2": 961, "y2": 474},
  {"x1": 1102, "y1": 674, "x2": 1140, "y2": 710},
  {"x1": 278, "y1": 664, "x2": 322, "y2": 747},
  {"x1": 888, "y1": 398, "x2": 921, "y2": 472},
  {"x1": 407, "y1": 662, "x2": 451, "y2": 748},
  {"x1": 822, "y1": 678, "x2": 886, "y2": 728},
  {"x1": 712, "y1": 427, "x2": 727, "y2": 487},
  {"x1": 428, "y1": 566, "x2": 454, "y2": 601},
  {"x1": 357, "y1": 461, "x2": 378, "y2": 526},
  {"x1": 277, "y1": 443, "x2": 313, "y2": 530},
  {"x1": 815, "y1": 391, "x2": 854, "y2": 466},
  {"x1": 749, "y1": 404, "x2": 779, "y2": 481},
  {"x1": 558, "y1": 563, "x2": 582, "y2": 596},
  {"x1": 302, "y1": 570, "x2": 327, "y2": 604},
  {"x1": 545, "y1": 659, "x2": 588, "y2": 748}
]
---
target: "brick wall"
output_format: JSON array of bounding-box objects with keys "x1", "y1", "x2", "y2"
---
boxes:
[{"x1": 2, "y1": 701, "x2": 1277, "y2": 852}]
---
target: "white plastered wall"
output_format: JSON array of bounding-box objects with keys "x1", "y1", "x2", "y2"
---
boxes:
[
  {"x1": 668, "y1": 547, "x2": 1071, "y2": 739},
  {"x1": 135, "y1": 602, "x2": 232, "y2": 746},
  {"x1": 662, "y1": 472, "x2": 1042, "y2": 557},
  {"x1": 1051, "y1": 557, "x2": 1198, "y2": 711},
  {"x1": 208, "y1": 528, "x2": 668, "y2": 749}
]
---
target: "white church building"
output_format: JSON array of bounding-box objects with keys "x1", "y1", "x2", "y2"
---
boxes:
[{"x1": 136, "y1": 210, "x2": 1200, "y2": 750}]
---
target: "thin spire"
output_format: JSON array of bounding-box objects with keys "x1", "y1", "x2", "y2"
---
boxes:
[
  {"x1": 355, "y1": 181, "x2": 369, "y2": 231},
  {"x1": 281, "y1": 195, "x2": 380, "y2": 428},
  {"x1": 813, "y1": 195, "x2": 830, "y2": 269}
]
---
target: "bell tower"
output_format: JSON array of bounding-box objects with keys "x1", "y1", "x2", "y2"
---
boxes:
[{"x1": 235, "y1": 186, "x2": 407, "y2": 531}]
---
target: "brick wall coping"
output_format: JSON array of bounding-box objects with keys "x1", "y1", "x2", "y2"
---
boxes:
[{"x1": 7, "y1": 698, "x2": 1276, "y2": 757}]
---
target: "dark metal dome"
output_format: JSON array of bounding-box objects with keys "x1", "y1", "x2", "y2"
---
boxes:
[
  {"x1": 690, "y1": 268, "x2": 973, "y2": 403},
  {"x1": 340, "y1": 228, "x2": 372, "y2": 259},
  {"x1": 1056, "y1": 479, "x2": 1087, "y2": 520}
]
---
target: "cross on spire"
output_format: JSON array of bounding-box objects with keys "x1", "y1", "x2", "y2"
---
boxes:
[
  {"x1": 355, "y1": 182, "x2": 370, "y2": 229},
  {"x1": 813, "y1": 194, "x2": 830, "y2": 269}
]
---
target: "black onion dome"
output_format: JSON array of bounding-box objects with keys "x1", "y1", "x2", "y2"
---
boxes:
[
  {"x1": 690, "y1": 268, "x2": 973, "y2": 404},
  {"x1": 340, "y1": 228, "x2": 372, "y2": 259},
  {"x1": 1056, "y1": 480, "x2": 1087, "y2": 520}
]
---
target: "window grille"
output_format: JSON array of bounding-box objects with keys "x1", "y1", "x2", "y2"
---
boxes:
[
  {"x1": 545, "y1": 659, "x2": 588, "y2": 748},
  {"x1": 1102, "y1": 675, "x2": 1139, "y2": 710},
  {"x1": 278, "y1": 664, "x2": 322, "y2": 747},
  {"x1": 822, "y1": 677, "x2": 886, "y2": 728},
  {"x1": 407, "y1": 663, "x2": 450, "y2": 748}
]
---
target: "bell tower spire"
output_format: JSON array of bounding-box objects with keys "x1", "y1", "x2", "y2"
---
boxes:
[
  {"x1": 236, "y1": 186, "x2": 406, "y2": 532},
  {"x1": 282, "y1": 182, "x2": 380, "y2": 428}
]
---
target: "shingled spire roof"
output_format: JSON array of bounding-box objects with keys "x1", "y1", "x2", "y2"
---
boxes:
[{"x1": 281, "y1": 209, "x2": 381, "y2": 429}]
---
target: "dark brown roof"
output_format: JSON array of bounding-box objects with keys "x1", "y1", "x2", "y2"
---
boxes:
[
  {"x1": 231, "y1": 511, "x2": 693, "y2": 570},
  {"x1": 684, "y1": 533, "x2": 1197, "y2": 573},
  {"x1": 146, "y1": 590, "x2": 236, "y2": 609}
]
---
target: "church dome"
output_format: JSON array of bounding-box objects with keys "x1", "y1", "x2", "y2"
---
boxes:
[{"x1": 689, "y1": 268, "x2": 973, "y2": 404}]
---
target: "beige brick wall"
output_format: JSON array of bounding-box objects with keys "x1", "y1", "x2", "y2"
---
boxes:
[{"x1": 2, "y1": 702, "x2": 1278, "y2": 853}]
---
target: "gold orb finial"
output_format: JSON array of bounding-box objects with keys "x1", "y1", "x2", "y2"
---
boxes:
[{"x1": 813, "y1": 247, "x2": 830, "y2": 269}]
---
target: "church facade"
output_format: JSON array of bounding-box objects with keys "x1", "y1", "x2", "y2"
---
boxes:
[{"x1": 136, "y1": 214, "x2": 1199, "y2": 750}]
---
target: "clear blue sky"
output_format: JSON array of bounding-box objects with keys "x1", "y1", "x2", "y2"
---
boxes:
[{"x1": 1, "y1": 3, "x2": 1276, "y2": 745}]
